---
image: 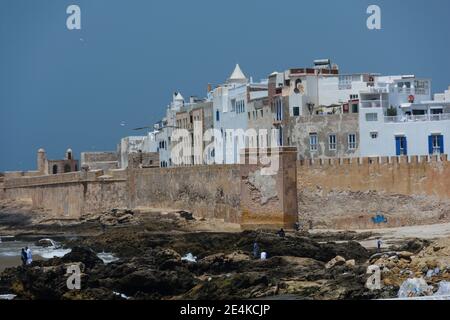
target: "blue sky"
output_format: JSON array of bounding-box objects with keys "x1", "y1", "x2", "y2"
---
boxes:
[{"x1": 1, "y1": 0, "x2": 449, "y2": 171}]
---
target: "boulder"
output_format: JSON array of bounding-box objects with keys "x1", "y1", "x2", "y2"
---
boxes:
[
  {"x1": 325, "y1": 256, "x2": 346, "y2": 269},
  {"x1": 116, "y1": 269, "x2": 196, "y2": 296},
  {"x1": 178, "y1": 211, "x2": 195, "y2": 221},
  {"x1": 398, "y1": 251, "x2": 414, "y2": 261},
  {"x1": 345, "y1": 259, "x2": 356, "y2": 268},
  {"x1": 374, "y1": 258, "x2": 389, "y2": 268},
  {"x1": 61, "y1": 247, "x2": 103, "y2": 269},
  {"x1": 118, "y1": 214, "x2": 133, "y2": 224},
  {"x1": 36, "y1": 239, "x2": 56, "y2": 248}
]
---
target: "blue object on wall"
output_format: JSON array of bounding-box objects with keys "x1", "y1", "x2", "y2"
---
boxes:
[{"x1": 372, "y1": 215, "x2": 388, "y2": 224}]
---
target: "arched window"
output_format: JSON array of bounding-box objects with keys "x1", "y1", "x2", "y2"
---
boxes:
[
  {"x1": 64, "y1": 164, "x2": 71, "y2": 173},
  {"x1": 52, "y1": 165, "x2": 58, "y2": 175},
  {"x1": 67, "y1": 152, "x2": 72, "y2": 160}
]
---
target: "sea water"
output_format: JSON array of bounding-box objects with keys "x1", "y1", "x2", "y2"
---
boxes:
[{"x1": 0, "y1": 237, "x2": 71, "y2": 272}]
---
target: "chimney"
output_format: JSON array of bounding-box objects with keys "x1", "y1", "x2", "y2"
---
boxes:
[{"x1": 207, "y1": 83, "x2": 212, "y2": 93}]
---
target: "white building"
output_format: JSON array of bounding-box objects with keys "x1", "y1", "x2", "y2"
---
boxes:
[
  {"x1": 119, "y1": 131, "x2": 158, "y2": 168},
  {"x1": 155, "y1": 92, "x2": 185, "y2": 167},
  {"x1": 359, "y1": 77, "x2": 450, "y2": 157},
  {"x1": 273, "y1": 60, "x2": 374, "y2": 118},
  {"x1": 434, "y1": 85, "x2": 450, "y2": 102},
  {"x1": 317, "y1": 73, "x2": 376, "y2": 114},
  {"x1": 213, "y1": 64, "x2": 268, "y2": 164}
]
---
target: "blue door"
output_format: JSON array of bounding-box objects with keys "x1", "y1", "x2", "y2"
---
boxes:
[{"x1": 395, "y1": 136, "x2": 407, "y2": 156}]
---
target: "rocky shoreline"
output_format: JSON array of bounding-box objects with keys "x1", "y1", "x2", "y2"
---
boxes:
[{"x1": 1, "y1": 202, "x2": 449, "y2": 300}]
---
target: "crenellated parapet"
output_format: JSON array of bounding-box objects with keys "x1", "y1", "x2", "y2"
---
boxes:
[
  {"x1": 298, "y1": 154, "x2": 448, "y2": 167},
  {"x1": 297, "y1": 154, "x2": 450, "y2": 200}
]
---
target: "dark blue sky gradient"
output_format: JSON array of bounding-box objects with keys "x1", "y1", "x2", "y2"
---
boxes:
[{"x1": 1, "y1": 0, "x2": 449, "y2": 170}]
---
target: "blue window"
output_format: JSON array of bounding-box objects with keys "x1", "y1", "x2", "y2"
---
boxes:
[
  {"x1": 395, "y1": 136, "x2": 407, "y2": 156},
  {"x1": 429, "y1": 135, "x2": 444, "y2": 155}
]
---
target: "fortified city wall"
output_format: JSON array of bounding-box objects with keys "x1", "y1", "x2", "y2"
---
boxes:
[
  {"x1": 298, "y1": 154, "x2": 449, "y2": 200},
  {"x1": 1, "y1": 151, "x2": 449, "y2": 229}
]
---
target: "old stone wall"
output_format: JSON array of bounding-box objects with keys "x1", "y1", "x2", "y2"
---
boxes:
[
  {"x1": 4, "y1": 171, "x2": 43, "y2": 179},
  {"x1": 297, "y1": 155, "x2": 449, "y2": 200},
  {"x1": 0, "y1": 175, "x2": 4, "y2": 200},
  {"x1": 288, "y1": 113, "x2": 359, "y2": 160},
  {"x1": 130, "y1": 165, "x2": 241, "y2": 223},
  {"x1": 128, "y1": 152, "x2": 159, "y2": 169},
  {"x1": 240, "y1": 147, "x2": 298, "y2": 230},
  {"x1": 47, "y1": 159, "x2": 78, "y2": 175},
  {"x1": 2, "y1": 165, "x2": 242, "y2": 223},
  {"x1": 81, "y1": 152, "x2": 119, "y2": 171},
  {"x1": 3, "y1": 152, "x2": 448, "y2": 229},
  {"x1": 3, "y1": 171, "x2": 127, "y2": 220}
]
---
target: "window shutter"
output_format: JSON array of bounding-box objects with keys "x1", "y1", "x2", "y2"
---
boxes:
[
  {"x1": 428, "y1": 135, "x2": 434, "y2": 155},
  {"x1": 439, "y1": 135, "x2": 444, "y2": 154},
  {"x1": 395, "y1": 137, "x2": 401, "y2": 156}
]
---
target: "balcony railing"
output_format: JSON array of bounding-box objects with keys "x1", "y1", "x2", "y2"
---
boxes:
[
  {"x1": 360, "y1": 87, "x2": 388, "y2": 94},
  {"x1": 384, "y1": 113, "x2": 450, "y2": 123},
  {"x1": 360, "y1": 100, "x2": 389, "y2": 109}
]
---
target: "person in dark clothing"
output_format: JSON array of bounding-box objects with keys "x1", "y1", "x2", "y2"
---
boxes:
[
  {"x1": 377, "y1": 238, "x2": 383, "y2": 252},
  {"x1": 20, "y1": 248, "x2": 27, "y2": 266},
  {"x1": 277, "y1": 228, "x2": 286, "y2": 238},
  {"x1": 253, "y1": 242, "x2": 260, "y2": 259},
  {"x1": 377, "y1": 238, "x2": 383, "y2": 253}
]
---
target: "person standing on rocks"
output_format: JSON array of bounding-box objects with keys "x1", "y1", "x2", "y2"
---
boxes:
[
  {"x1": 25, "y1": 246, "x2": 32, "y2": 265},
  {"x1": 377, "y1": 238, "x2": 383, "y2": 253},
  {"x1": 20, "y1": 248, "x2": 27, "y2": 266},
  {"x1": 253, "y1": 242, "x2": 260, "y2": 259}
]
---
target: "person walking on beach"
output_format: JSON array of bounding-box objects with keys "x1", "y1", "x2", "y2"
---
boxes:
[
  {"x1": 20, "y1": 248, "x2": 27, "y2": 266},
  {"x1": 25, "y1": 246, "x2": 32, "y2": 265}
]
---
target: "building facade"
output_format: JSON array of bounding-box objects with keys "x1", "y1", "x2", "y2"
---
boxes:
[
  {"x1": 213, "y1": 64, "x2": 269, "y2": 164},
  {"x1": 120, "y1": 61, "x2": 450, "y2": 164},
  {"x1": 173, "y1": 98, "x2": 214, "y2": 166},
  {"x1": 269, "y1": 60, "x2": 365, "y2": 160},
  {"x1": 359, "y1": 78, "x2": 450, "y2": 157}
]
